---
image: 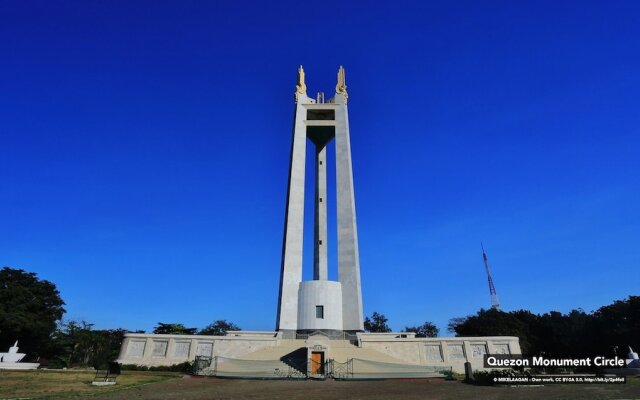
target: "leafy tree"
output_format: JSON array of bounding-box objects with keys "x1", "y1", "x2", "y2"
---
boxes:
[
  {"x1": 49, "y1": 320, "x2": 126, "y2": 369},
  {"x1": 448, "y1": 308, "x2": 532, "y2": 353},
  {"x1": 447, "y1": 298, "x2": 640, "y2": 359},
  {"x1": 535, "y1": 309, "x2": 593, "y2": 358},
  {"x1": 0, "y1": 267, "x2": 66, "y2": 356},
  {"x1": 447, "y1": 317, "x2": 467, "y2": 334},
  {"x1": 404, "y1": 321, "x2": 439, "y2": 337},
  {"x1": 152, "y1": 323, "x2": 197, "y2": 335},
  {"x1": 592, "y1": 296, "x2": 640, "y2": 357},
  {"x1": 364, "y1": 312, "x2": 391, "y2": 333},
  {"x1": 448, "y1": 308, "x2": 528, "y2": 336},
  {"x1": 199, "y1": 320, "x2": 240, "y2": 336}
]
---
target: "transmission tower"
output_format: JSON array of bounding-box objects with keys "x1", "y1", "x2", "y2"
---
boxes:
[{"x1": 481, "y1": 243, "x2": 500, "y2": 310}]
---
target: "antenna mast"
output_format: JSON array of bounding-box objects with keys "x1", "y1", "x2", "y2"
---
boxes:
[{"x1": 481, "y1": 243, "x2": 500, "y2": 310}]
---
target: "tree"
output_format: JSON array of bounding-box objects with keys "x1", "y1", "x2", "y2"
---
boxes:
[
  {"x1": 448, "y1": 307, "x2": 603, "y2": 358},
  {"x1": 448, "y1": 308, "x2": 528, "y2": 337},
  {"x1": 49, "y1": 320, "x2": 126, "y2": 369},
  {"x1": 448, "y1": 308, "x2": 532, "y2": 353},
  {"x1": 364, "y1": 312, "x2": 391, "y2": 333},
  {"x1": 592, "y1": 296, "x2": 640, "y2": 357},
  {"x1": 443, "y1": 296, "x2": 640, "y2": 360},
  {"x1": 152, "y1": 323, "x2": 197, "y2": 335},
  {"x1": 404, "y1": 321, "x2": 439, "y2": 337},
  {"x1": 0, "y1": 267, "x2": 66, "y2": 356},
  {"x1": 199, "y1": 320, "x2": 240, "y2": 336}
]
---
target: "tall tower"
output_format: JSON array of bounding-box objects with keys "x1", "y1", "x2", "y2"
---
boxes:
[
  {"x1": 276, "y1": 66, "x2": 364, "y2": 334},
  {"x1": 481, "y1": 243, "x2": 500, "y2": 310}
]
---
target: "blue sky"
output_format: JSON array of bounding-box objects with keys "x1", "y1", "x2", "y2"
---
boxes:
[{"x1": 1, "y1": 1, "x2": 639, "y2": 334}]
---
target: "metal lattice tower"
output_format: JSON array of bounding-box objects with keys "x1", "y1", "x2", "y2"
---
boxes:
[{"x1": 481, "y1": 243, "x2": 500, "y2": 310}]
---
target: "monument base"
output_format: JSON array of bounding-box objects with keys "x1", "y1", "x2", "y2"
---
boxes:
[
  {"x1": 0, "y1": 362, "x2": 40, "y2": 370},
  {"x1": 116, "y1": 331, "x2": 521, "y2": 376},
  {"x1": 92, "y1": 381, "x2": 117, "y2": 386}
]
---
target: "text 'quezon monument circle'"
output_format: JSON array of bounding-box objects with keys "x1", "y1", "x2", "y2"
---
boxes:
[{"x1": 116, "y1": 67, "x2": 522, "y2": 378}]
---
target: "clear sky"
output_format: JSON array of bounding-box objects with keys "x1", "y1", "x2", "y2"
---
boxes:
[{"x1": 1, "y1": 1, "x2": 639, "y2": 334}]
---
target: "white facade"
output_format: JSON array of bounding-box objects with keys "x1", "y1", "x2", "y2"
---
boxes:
[
  {"x1": 297, "y1": 281, "x2": 343, "y2": 331},
  {"x1": 116, "y1": 331, "x2": 522, "y2": 374}
]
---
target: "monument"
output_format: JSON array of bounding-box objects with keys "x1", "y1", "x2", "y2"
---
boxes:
[
  {"x1": 0, "y1": 341, "x2": 40, "y2": 370},
  {"x1": 277, "y1": 66, "x2": 363, "y2": 336},
  {"x1": 116, "y1": 67, "x2": 521, "y2": 377},
  {"x1": 627, "y1": 346, "x2": 640, "y2": 368},
  {"x1": 605, "y1": 346, "x2": 640, "y2": 376}
]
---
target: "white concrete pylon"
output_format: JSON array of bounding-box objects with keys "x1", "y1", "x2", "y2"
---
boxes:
[
  {"x1": 333, "y1": 79, "x2": 364, "y2": 332},
  {"x1": 276, "y1": 66, "x2": 363, "y2": 333}
]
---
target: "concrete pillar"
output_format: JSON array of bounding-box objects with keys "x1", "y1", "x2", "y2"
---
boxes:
[
  {"x1": 188, "y1": 338, "x2": 197, "y2": 360},
  {"x1": 334, "y1": 93, "x2": 364, "y2": 331},
  {"x1": 463, "y1": 340, "x2": 473, "y2": 363},
  {"x1": 142, "y1": 337, "x2": 154, "y2": 362},
  {"x1": 276, "y1": 94, "x2": 309, "y2": 331},
  {"x1": 314, "y1": 144, "x2": 328, "y2": 280},
  {"x1": 166, "y1": 338, "x2": 175, "y2": 360},
  {"x1": 441, "y1": 340, "x2": 450, "y2": 364}
]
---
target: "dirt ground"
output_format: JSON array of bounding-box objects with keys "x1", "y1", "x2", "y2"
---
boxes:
[{"x1": 98, "y1": 376, "x2": 640, "y2": 400}]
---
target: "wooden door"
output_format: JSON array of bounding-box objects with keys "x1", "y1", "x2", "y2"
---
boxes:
[{"x1": 310, "y1": 352, "x2": 324, "y2": 374}]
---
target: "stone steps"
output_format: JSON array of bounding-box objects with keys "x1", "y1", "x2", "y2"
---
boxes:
[
  {"x1": 206, "y1": 358, "x2": 305, "y2": 379},
  {"x1": 209, "y1": 339, "x2": 445, "y2": 379}
]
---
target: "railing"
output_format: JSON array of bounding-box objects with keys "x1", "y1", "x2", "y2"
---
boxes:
[
  {"x1": 328, "y1": 359, "x2": 354, "y2": 379},
  {"x1": 295, "y1": 330, "x2": 358, "y2": 342},
  {"x1": 193, "y1": 355, "x2": 306, "y2": 379},
  {"x1": 274, "y1": 363, "x2": 306, "y2": 379},
  {"x1": 193, "y1": 356, "x2": 213, "y2": 375},
  {"x1": 279, "y1": 356, "x2": 307, "y2": 379}
]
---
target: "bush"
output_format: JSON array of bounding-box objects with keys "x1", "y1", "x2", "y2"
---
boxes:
[
  {"x1": 120, "y1": 362, "x2": 192, "y2": 373},
  {"x1": 120, "y1": 364, "x2": 150, "y2": 371},
  {"x1": 439, "y1": 369, "x2": 454, "y2": 380},
  {"x1": 150, "y1": 362, "x2": 192, "y2": 373}
]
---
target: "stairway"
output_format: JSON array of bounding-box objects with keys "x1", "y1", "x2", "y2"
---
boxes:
[{"x1": 209, "y1": 339, "x2": 446, "y2": 379}]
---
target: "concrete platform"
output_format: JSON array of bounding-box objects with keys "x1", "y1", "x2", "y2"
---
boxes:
[{"x1": 116, "y1": 331, "x2": 522, "y2": 375}]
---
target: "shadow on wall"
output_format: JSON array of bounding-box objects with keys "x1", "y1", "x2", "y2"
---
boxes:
[{"x1": 280, "y1": 348, "x2": 307, "y2": 374}]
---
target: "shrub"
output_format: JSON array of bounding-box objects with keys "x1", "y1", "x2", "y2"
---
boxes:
[{"x1": 120, "y1": 362, "x2": 192, "y2": 373}]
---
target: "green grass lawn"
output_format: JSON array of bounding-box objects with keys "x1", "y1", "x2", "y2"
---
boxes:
[{"x1": 0, "y1": 369, "x2": 179, "y2": 399}]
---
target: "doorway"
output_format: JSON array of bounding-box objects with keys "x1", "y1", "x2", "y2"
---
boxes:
[{"x1": 310, "y1": 351, "x2": 324, "y2": 375}]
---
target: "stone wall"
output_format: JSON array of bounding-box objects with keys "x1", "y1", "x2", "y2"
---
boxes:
[
  {"x1": 116, "y1": 331, "x2": 521, "y2": 373},
  {"x1": 116, "y1": 332, "x2": 278, "y2": 367},
  {"x1": 358, "y1": 334, "x2": 521, "y2": 372}
]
